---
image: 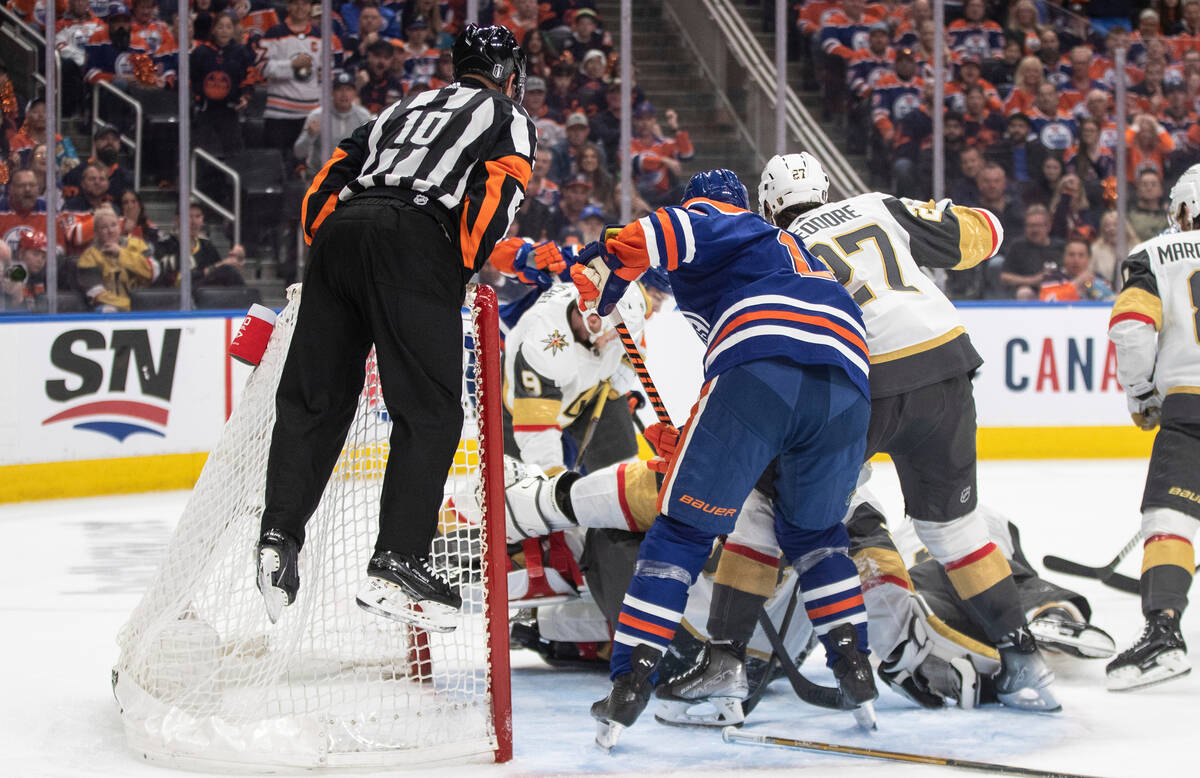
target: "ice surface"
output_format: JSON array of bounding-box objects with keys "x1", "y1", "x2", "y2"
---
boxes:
[{"x1": 1, "y1": 460, "x2": 1194, "y2": 777}]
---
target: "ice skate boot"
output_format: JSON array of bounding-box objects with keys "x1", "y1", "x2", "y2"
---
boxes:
[
  {"x1": 1030, "y1": 605, "x2": 1116, "y2": 659},
  {"x1": 356, "y1": 551, "x2": 462, "y2": 632},
  {"x1": 591, "y1": 644, "x2": 660, "y2": 751},
  {"x1": 1106, "y1": 610, "x2": 1190, "y2": 691},
  {"x1": 827, "y1": 623, "x2": 879, "y2": 731},
  {"x1": 256, "y1": 529, "x2": 299, "y2": 623},
  {"x1": 654, "y1": 640, "x2": 749, "y2": 727},
  {"x1": 994, "y1": 625, "x2": 1061, "y2": 712}
]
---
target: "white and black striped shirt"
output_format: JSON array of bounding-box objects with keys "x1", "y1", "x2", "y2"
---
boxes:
[{"x1": 301, "y1": 82, "x2": 537, "y2": 271}]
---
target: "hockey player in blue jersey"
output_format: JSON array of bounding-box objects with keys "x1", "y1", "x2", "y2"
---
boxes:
[{"x1": 571, "y1": 169, "x2": 878, "y2": 750}]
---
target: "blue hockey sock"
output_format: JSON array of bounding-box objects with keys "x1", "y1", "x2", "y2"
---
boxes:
[
  {"x1": 609, "y1": 514, "x2": 716, "y2": 680},
  {"x1": 797, "y1": 552, "x2": 869, "y2": 667}
]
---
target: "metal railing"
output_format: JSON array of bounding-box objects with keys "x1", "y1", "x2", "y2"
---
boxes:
[
  {"x1": 190, "y1": 148, "x2": 242, "y2": 247},
  {"x1": 92, "y1": 81, "x2": 143, "y2": 188},
  {"x1": 659, "y1": 1, "x2": 764, "y2": 172},
  {"x1": 662, "y1": 0, "x2": 866, "y2": 199},
  {"x1": 0, "y1": 5, "x2": 62, "y2": 132}
]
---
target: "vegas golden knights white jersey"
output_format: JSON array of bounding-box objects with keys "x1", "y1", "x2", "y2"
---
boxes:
[
  {"x1": 503, "y1": 283, "x2": 645, "y2": 470},
  {"x1": 785, "y1": 192, "x2": 1002, "y2": 398},
  {"x1": 1110, "y1": 229, "x2": 1200, "y2": 400}
]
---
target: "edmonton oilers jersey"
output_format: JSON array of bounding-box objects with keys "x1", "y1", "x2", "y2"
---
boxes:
[{"x1": 610, "y1": 197, "x2": 869, "y2": 398}]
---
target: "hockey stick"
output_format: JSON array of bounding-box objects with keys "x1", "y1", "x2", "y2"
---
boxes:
[
  {"x1": 742, "y1": 577, "x2": 802, "y2": 715},
  {"x1": 755, "y1": 590, "x2": 848, "y2": 711},
  {"x1": 722, "y1": 728, "x2": 1104, "y2": 778},
  {"x1": 612, "y1": 313, "x2": 672, "y2": 425},
  {"x1": 1042, "y1": 532, "x2": 1142, "y2": 584},
  {"x1": 573, "y1": 379, "x2": 611, "y2": 466}
]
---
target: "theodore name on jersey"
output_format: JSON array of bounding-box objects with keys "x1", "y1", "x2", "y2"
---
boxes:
[{"x1": 786, "y1": 192, "x2": 1001, "y2": 397}]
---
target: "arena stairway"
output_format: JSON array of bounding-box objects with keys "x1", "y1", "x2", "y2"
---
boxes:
[
  {"x1": 593, "y1": 0, "x2": 760, "y2": 187},
  {"x1": 724, "y1": 1, "x2": 874, "y2": 187}
]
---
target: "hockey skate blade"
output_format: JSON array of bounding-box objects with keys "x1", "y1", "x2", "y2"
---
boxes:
[
  {"x1": 356, "y1": 578, "x2": 458, "y2": 633},
  {"x1": 1030, "y1": 617, "x2": 1116, "y2": 659},
  {"x1": 594, "y1": 719, "x2": 625, "y2": 752},
  {"x1": 257, "y1": 548, "x2": 285, "y2": 624},
  {"x1": 852, "y1": 701, "x2": 877, "y2": 732},
  {"x1": 996, "y1": 683, "x2": 1062, "y2": 713},
  {"x1": 654, "y1": 696, "x2": 745, "y2": 728},
  {"x1": 1107, "y1": 650, "x2": 1190, "y2": 692}
]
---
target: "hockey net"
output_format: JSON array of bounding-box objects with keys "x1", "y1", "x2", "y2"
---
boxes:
[{"x1": 113, "y1": 283, "x2": 511, "y2": 770}]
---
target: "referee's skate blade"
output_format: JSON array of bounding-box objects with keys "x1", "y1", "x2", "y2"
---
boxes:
[
  {"x1": 356, "y1": 578, "x2": 458, "y2": 633},
  {"x1": 257, "y1": 548, "x2": 285, "y2": 624},
  {"x1": 1107, "y1": 650, "x2": 1190, "y2": 692}
]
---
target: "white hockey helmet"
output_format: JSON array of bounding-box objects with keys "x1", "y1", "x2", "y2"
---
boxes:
[
  {"x1": 1168, "y1": 163, "x2": 1200, "y2": 229},
  {"x1": 757, "y1": 152, "x2": 831, "y2": 225}
]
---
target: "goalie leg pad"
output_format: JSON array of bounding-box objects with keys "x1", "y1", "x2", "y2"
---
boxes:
[
  {"x1": 571, "y1": 461, "x2": 659, "y2": 533},
  {"x1": 504, "y1": 457, "x2": 578, "y2": 542}
]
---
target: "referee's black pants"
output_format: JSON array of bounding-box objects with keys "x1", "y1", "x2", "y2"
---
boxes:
[{"x1": 262, "y1": 197, "x2": 469, "y2": 556}]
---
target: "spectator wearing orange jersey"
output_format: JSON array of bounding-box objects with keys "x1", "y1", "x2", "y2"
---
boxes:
[
  {"x1": 1171, "y1": 0, "x2": 1200, "y2": 61},
  {"x1": 1158, "y1": 83, "x2": 1198, "y2": 150},
  {"x1": 130, "y1": 0, "x2": 175, "y2": 58},
  {"x1": 948, "y1": 0, "x2": 1003, "y2": 60},
  {"x1": 892, "y1": 0, "x2": 929, "y2": 50},
  {"x1": 819, "y1": 0, "x2": 880, "y2": 120},
  {"x1": 629, "y1": 102, "x2": 693, "y2": 208},
  {"x1": 945, "y1": 55, "x2": 1002, "y2": 114},
  {"x1": 399, "y1": 17, "x2": 439, "y2": 92},
  {"x1": 1124, "y1": 113, "x2": 1175, "y2": 182},
  {"x1": 911, "y1": 17, "x2": 957, "y2": 81},
  {"x1": 1089, "y1": 27, "x2": 1144, "y2": 92},
  {"x1": 9, "y1": 97, "x2": 79, "y2": 174},
  {"x1": 1003, "y1": 56, "x2": 1044, "y2": 116},
  {"x1": 1058, "y1": 46, "x2": 1107, "y2": 116},
  {"x1": 494, "y1": 0, "x2": 551, "y2": 40},
  {"x1": 234, "y1": 0, "x2": 279, "y2": 46},
  {"x1": 1005, "y1": 0, "x2": 1044, "y2": 55},
  {"x1": 845, "y1": 21, "x2": 893, "y2": 154},
  {"x1": 1076, "y1": 89, "x2": 1119, "y2": 149}
]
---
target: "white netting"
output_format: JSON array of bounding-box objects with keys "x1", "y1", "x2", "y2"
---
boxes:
[{"x1": 113, "y1": 284, "x2": 503, "y2": 771}]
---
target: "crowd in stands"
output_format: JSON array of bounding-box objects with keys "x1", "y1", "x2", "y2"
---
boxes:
[
  {"x1": 0, "y1": 0, "x2": 701, "y2": 311},
  {"x1": 800, "y1": 0, "x2": 1200, "y2": 299},
  {"x1": 7, "y1": 0, "x2": 1196, "y2": 309}
]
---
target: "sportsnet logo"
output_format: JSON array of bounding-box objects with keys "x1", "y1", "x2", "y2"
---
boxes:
[{"x1": 42, "y1": 328, "x2": 180, "y2": 442}]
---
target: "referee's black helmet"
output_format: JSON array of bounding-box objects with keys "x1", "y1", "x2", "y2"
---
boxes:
[{"x1": 453, "y1": 24, "x2": 528, "y2": 102}]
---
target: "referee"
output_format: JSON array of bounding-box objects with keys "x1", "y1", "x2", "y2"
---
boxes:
[{"x1": 255, "y1": 24, "x2": 536, "y2": 632}]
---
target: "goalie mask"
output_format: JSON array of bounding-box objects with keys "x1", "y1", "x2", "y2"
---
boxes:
[
  {"x1": 573, "y1": 282, "x2": 649, "y2": 349},
  {"x1": 758, "y1": 152, "x2": 830, "y2": 226}
]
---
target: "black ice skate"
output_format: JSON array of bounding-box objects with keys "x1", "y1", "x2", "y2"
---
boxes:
[
  {"x1": 256, "y1": 529, "x2": 300, "y2": 624},
  {"x1": 356, "y1": 551, "x2": 462, "y2": 633},
  {"x1": 994, "y1": 626, "x2": 1061, "y2": 712},
  {"x1": 826, "y1": 623, "x2": 879, "y2": 731},
  {"x1": 591, "y1": 644, "x2": 660, "y2": 751},
  {"x1": 1106, "y1": 610, "x2": 1190, "y2": 691},
  {"x1": 1030, "y1": 605, "x2": 1116, "y2": 659},
  {"x1": 654, "y1": 640, "x2": 749, "y2": 727}
]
